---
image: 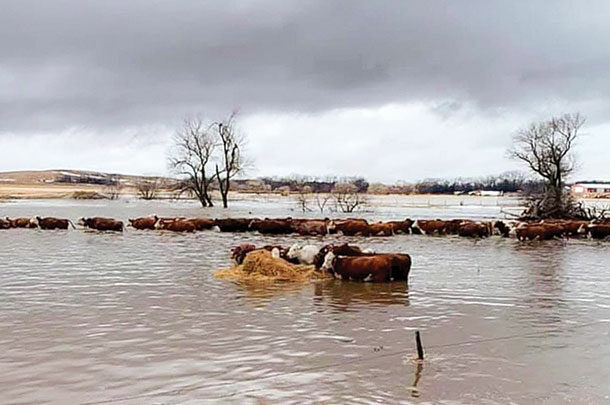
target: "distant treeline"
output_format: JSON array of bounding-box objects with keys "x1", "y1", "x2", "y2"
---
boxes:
[
  {"x1": 413, "y1": 172, "x2": 546, "y2": 194},
  {"x1": 253, "y1": 172, "x2": 544, "y2": 195},
  {"x1": 54, "y1": 170, "x2": 547, "y2": 195},
  {"x1": 257, "y1": 176, "x2": 370, "y2": 193}
]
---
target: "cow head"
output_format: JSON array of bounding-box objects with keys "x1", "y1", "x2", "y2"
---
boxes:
[
  {"x1": 411, "y1": 220, "x2": 422, "y2": 234},
  {"x1": 286, "y1": 243, "x2": 301, "y2": 259},
  {"x1": 321, "y1": 251, "x2": 337, "y2": 274},
  {"x1": 77, "y1": 217, "x2": 88, "y2": 226}
]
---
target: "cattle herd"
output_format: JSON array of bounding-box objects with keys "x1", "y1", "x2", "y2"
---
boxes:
[
  {"x1": 1, "y1": 215, "x2": 610, "y2": 240},
  {"x1": 2, "y1": 215, "x2": 608, "y2": 284},
  {"x1": 231, "y1": 242, "x2": 412, "y2": 283}
]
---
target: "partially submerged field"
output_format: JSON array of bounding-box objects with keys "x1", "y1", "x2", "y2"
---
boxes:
[{"x1": 1, "y1": 198, "x2": 609, "y2": 404}]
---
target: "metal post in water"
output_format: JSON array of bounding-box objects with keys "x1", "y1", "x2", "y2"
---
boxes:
[{"x1": 415, "y1": 331, "x2": 424, "y2": 361}]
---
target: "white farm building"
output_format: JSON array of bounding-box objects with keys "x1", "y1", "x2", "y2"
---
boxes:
[{"x1": 571, "y1": 183, "x2": 610, "y2": 197}]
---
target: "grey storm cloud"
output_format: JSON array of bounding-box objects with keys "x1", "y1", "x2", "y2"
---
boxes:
[{"x1": 3, "y1": 0, "x2": 610, "y2": 134}]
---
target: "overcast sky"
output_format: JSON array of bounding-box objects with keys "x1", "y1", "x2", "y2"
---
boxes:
[{"x1": 1, "y1": 0, "x2": 609, "y2": 182}]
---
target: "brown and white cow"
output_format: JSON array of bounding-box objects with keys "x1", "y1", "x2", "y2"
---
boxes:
[
  {"x1": 385, "y1": 219, "x2": 414, "y2": 234},
  {"x1": 322, "y1": 252, "x2": 411, "y2": 282},
  {"x1": 292, "y1": 219, "x2": 332, "y2": 236},
  {"x1": 0, "y1": 218, "x2": 11, "y2": 229},
  {"x1": 156, "y1": 219, "x2": 196, "y2": 232},
  {"x1": 7, "y1": 217, "x2": 38, "y2": 228},
  {"x1": 412, "y1": 220, "x2": 447, "y2": 235},
  {"x1": 329, "y1": 219, "x2": 370, "y2": 236},
  {"x1": 128, "y1": 216, "x2": 159, "y2": 230},
  {"x1": 457, "y1": 221, "x2": 490, "y2": 238},
  {"x1": 368, "y1": 222, "x2": 394, "y2": 236},
  {"x1": 515, "y1": 223, "x2": 564, "y2": 241}
]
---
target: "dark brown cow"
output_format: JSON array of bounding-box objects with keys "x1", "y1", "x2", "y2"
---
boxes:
[
  {"x1": 457, "y1": 222, "x2": 490, "y2": 238},
  {"x1": 330, "y1": 219, "x2": 370, "y2": 236},
  {"x1": 157, "y1": 219, "x2": 196, "y2": 232},
  {"x1": 128, "y1": 216, "x2": 159, "y2": 230},
  {"x1": 7, "y1": 217, "x2": 38, "y2": 228},
  {"x1": 443, "y1": 219, "x2": 470, "y2": 234},
  {"x1": 322, "y1": 252, "x2": 411, "y2": 282},
  {"x1": 292, "y1": 219, "x2": 330, "y2": 236},
  {"x1": 188, "y1": 218, "x2": 217, "y2": 231},
  {"x1": 215, "y1": 218, "x2": 254, "y2": 232},
  {"x1": 0, "y1": 218, "x2": 11, "y2": 229},
  {"x1": 36, "y1": 217, "x2": 74, "y2": 230},
  {"x1": 79, "y1": 217, "x2": 124, "y2": 232},
  {"x1": 249, "y1": 218, "x2": 294, "y2": 234},
  {"x1": 587, "y1": 224, "x2": 610, "y2": 239},
  {"x1": 369, "y1": 222, "x2": 394, "y2": 236}
]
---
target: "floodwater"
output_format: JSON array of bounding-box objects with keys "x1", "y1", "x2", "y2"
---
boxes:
[{"x1": 1, "y1": 197, "x2": 609, "y2": 404}]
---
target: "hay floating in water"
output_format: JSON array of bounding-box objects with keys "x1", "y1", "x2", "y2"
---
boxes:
[{"x1": 215, "y1": 250, "x2": 329, "y2": 283}]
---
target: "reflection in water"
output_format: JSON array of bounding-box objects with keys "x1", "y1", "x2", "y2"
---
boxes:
[
  {"x1": 408, "y1": 361, "x2": 424, "y2": 398},
  {"x1": 509, "y1": 242, "x2": 570, "y2": 328},
  {"x1": 313, "y1": 280, "x2": 410, "y2": 310}
]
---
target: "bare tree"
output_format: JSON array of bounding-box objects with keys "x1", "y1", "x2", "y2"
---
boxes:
[
  {"x1": 294, "y1": 185, "x2": 313, "y2": 213},
  {"x1": 105, "y1": 177, "x2": 123, "y2": 200},
  {"x1": 332, "y1": 182, "x2": 368, "y2": 213},
  {"x1": 136, "y1": 178, "x2": 159, "y2": 200},
  {"x1": 214, "y1": 113, "x2": 247, "y2": 208},
  {"x1": 314, "y1": 193, "x2": 332, "y2": 213},
  {"x1": 168, "y1": 117, "x2": 217, "y2": 207},
  {"x1": 509, "y1": 113, "x2": 585, "y2": 218}
]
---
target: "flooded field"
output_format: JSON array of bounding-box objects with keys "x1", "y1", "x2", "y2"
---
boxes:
[{"x1": 1, "y1": 197, "x2": 609, "y2": 404}]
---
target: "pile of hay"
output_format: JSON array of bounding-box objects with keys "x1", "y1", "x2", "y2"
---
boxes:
[{"x1": 215, "y1": 249, "x2": 329, "y2": 282}]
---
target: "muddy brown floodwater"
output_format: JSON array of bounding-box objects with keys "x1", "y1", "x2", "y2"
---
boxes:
[{"x1": 1, "y1": 198, "x2": 609, "y2": 404}]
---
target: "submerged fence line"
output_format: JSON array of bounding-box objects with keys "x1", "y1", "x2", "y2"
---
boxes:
[{"x1": 80, "y1": 319, "x2": 607, "y2": 405}]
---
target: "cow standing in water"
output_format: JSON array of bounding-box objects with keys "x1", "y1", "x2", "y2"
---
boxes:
[
  {"x1": 35, "y1": 217, "x2": 75, "y2": 230},
  {"x1": 79, "y1": 217, "x2": 124, "y2": 232},
  {"x1": 0, "y1": 218, "x2": 11, "y2": 229},
  {"x1": 156, "y1": 219, "x2": 196, "y2": 232},
  {"x1": 329, "y1": 219, "x2": 371, "y2": 236},
  {"x1": 128, "y1": 216, "x2": 159, "y2": 230},
  {"x1": 322, "y1": 252, "x2": 411, "y2": 282},
  {"x1": 7, "y1": 217, "x2": 38, "y2": 228}
]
